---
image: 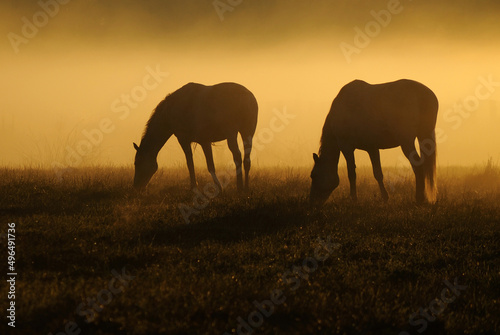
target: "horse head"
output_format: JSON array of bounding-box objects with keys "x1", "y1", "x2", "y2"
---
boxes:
[
  {"x1": 133, "y1": 142, "x2": 158, "y2": 190},
  {"x1": 309, "y1": 153, "x2": 339, "y2": 207}
]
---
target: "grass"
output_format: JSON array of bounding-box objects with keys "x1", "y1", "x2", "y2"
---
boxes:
[{"x1": 0, "y1": 164, "x2": 499, "y2": 334}]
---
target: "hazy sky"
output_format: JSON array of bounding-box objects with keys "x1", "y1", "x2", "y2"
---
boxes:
[{"x1": 1, "y1": 0, "x2": 499, "y2": 169}]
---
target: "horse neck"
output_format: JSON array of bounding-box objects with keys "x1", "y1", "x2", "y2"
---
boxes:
[
  {"x1": 319, "y1": 132, "x2": 340, "y2": 171},
  {"x1": 140, "y1": 116, "x2": 172, "y2": 158}
]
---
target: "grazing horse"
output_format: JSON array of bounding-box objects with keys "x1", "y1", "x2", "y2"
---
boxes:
[
  {"x1": 310, "y1": 79, "x2": 438, "y2": 205},
  {"x1": 133, "y1": 82, "x2": 258, "y2": 191}
]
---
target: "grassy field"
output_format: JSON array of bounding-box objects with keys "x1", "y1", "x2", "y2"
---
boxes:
[{"x1": 1, "y1": 163, "x2": 499, "y2": 335}]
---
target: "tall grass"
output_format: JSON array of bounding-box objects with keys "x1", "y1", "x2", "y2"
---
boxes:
[{"x1": 0, "y1": 163, "x2": 499, "y2": 334}]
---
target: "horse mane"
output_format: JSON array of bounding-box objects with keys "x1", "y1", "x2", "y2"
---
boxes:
[
  {"x1": 318, "y1": 115, "x2": 334, "y2": 156},
  {"x1": 318, "y1": 136, "x2": 329, "y2": 157},
  {"x1": 141, "y1": 93, "x2": 171, "y2": 140},
  {"x1": 319, "y1": 130, "x2": 327, "y2": 154}
]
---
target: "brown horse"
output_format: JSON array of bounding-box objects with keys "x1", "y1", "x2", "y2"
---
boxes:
[
  {"x1": 310, "y1": 79, "x2": 438, "y2": 205},
  {"x1": 133, "y1": 82, "x2": 258, "y2": 191}
]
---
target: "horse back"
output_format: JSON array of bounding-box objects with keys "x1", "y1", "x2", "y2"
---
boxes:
[
  {"x1": 166, "y1": 82, "x2": 258, "y2": 142},
  {"x1": 328, "y1": 79, "x2": 438, "y2": 149}
]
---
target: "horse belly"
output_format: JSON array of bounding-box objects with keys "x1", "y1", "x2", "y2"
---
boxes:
[
  {"x1": 334, "y1": 119, "x2": 410, "y2": 150},
  {"x1": 340, "y1": 132, "x2": 400, "y2": 150},
  {"x1": 336, "y1": 102, "x2": 419, "y2": 148},
  {"x1": 356, "y1": 135, "x2": 400, "y2": 150},
  {"x1": 192, "y1": 119, "x2": 237, "y2": 143}
]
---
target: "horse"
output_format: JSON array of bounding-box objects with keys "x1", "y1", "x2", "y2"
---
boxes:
[
  {"x1": 310, "y1": 79, "x2": 438, "y2": 206},
  {"x1": 133, "y1": 82, "x2": 258, "y2": 192}
]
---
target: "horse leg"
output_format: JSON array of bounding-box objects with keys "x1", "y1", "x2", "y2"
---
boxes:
[
  {"x1": 368, "y1": 149, "x2": 389, "y2": 202},
  {"x1": 242, "y1": 135, "x2": 252, "y2": 190},
  {"x1": 342, "y1": 150, "x2": 357, "y2": 201},
  {"x1": 227, "y1": 136, "x2": 243, "y2": 191},
  {"x1": 201, "y1": 142, "x2": 222, "y2": 192},
  {"x1": 178, "y1": 139, "x2": 197, "y2": 190},
  {"x1": 401, "y1": 142, "x2": 425, "y2": 203}
]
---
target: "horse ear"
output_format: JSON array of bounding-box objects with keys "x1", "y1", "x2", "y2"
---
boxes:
[
  {"x1": 313, "y1": 153, "x2": 319, "y2": 162},
  {"x1": 133, "y1": 142, "x2": 139, "y2": 151}
]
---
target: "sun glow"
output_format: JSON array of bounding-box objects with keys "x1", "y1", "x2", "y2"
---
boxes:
[{"x1": 1, "y1": 1, "x2": 498, "y2": 169}]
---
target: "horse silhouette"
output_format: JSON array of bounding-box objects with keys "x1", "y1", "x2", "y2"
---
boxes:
[
  {"x1": 310, "y1": 79, "x2": 438, "y2": 205},
  {"x1": 133, "y1": 82, "x2": 258, "y2": 191}
]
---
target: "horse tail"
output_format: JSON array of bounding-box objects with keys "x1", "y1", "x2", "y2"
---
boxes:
[{"x1": 418, "y1": 130, "x2": 437, "y2": 203}]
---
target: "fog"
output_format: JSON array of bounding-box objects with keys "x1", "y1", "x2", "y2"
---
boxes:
[{"x1": 1, "y1": 0, "x2": 499, "y2": 170}]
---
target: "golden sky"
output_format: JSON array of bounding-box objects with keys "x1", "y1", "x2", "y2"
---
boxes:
[{"x1": 1, "y1": 0, "x2": 499, "y2": 168}]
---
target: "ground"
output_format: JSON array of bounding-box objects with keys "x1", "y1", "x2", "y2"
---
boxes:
[{"x1": 0, "y1": 164, "x2": 499, "y2": 335}]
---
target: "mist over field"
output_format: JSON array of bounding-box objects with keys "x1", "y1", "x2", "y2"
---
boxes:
[
  {"x1": 1, "y1": 0, "x2": 499, "y2": 169},
  {"x1": 1, "y1": 2, "x2": 500, "y2": 334}
]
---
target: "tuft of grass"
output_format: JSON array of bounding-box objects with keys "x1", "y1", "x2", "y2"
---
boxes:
[{"x1": 462, "y1": 157, "x2": 500, "y2": 194}]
